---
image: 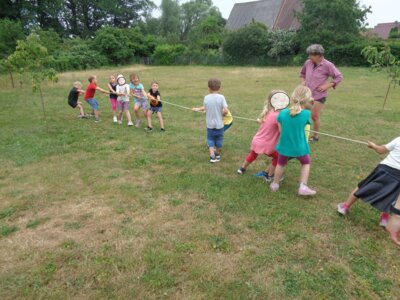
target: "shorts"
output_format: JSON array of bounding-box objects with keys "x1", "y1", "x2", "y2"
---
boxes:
[
  {"x1": 150, "y1": 106, "x2": 163, "y2": 113},
  {"x1": 68, "y1": 100, "x2": 78, "y2": 108},
  {"x1": 118, "y1": 101, "x2": 129, "y2": 111},
  {"x1": 110, "y1": 98, "x2": 118, "y2": 111},
  {"x1": 86, "y1": 98, "x2": 99, "y2": 111},
  {"x1": 277, "y1": 154, "x2": 310, "y2": 166},
  {"x1": 207, "y1": 128, "x2": 224, "y2": 149},
  {"x1": 135, "y1": 98, "x2": 149, "y2": 111},
  {"x1": 224, "y1": 122, "x2": 233, "y2": 132},
  {"x1": 315, "y1": 97, "x2": 327, "y2": 104}
]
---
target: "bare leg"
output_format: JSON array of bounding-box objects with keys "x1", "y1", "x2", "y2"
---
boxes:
[
  {"x1": 94, "y1": 110, "x2": 100, "y2": 120},
  {"x1": 125, "y1": 110, "x2": 132, "y2": 123},
  {"x1": 146, "y1": 110, "x2": 152, "y2": 128},
  {"x1": 299, "y1": 164, "x2": 311, "y2": 184},
  {"x1": 209, "y1": 147, "x2": 215, "y2": 157},
  {"x1": 77, "y1": 103, "x2": 85, "y2": 116},
  {"x1": 344, "y1": 188, "x2": 359, "y2": 208},
  {"x1": 272, "y1": 165, "x2": 285, "y2": 184},
  {"x1": 157, "y1": 112, "x2": 165, "y2": 129},
  {"x1": 134, "y1": 104, "x2": 140, "y2": 120},
  {"x1": 387, "y1": 196, "x2": 400, "y2": 246},
  {"x1": 118, "y1": 111, "x2": 123, "y2": 122},
  {"x1": 311, "y1": 101, "x2": 324, "y2": 138},
  {"x1": 267, "y1": 165, "x2": 276, "y2": 177}
]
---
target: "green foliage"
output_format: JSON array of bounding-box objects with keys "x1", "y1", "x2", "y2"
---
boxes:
[
  {"x1": 152, "y1": 44, "x2": 187, "y2": 65},
  {"x1": 6, "y1": 33, "x2": 57, "y2": 91},
  {"x1": 389, "y1": 27, "x2": 400, "y2": 40},
  {"x1": 0, "y1": 19, "x2": 25, "y2": 59},
  {"x1": 54, "y1": 39, "x2": 108, "y2": 72},
  {"x1": 266, "y1": 29, "x2": 299, "y2": 60},
  {"x1": 296, "y1": 0, "x2": 370, "y2": 50},
  {"x1": 223, "y1": 22, "x2": 270, "y2": 65},
  {"x1": 189, "y1": 15, "x2": 225, "y2": 51},
  {"x1": 36, "y1": 29, "x2": 62, "y2": 55},
  {"x1": 160, "y1": 0, "x2": 181, "y2": 39}
]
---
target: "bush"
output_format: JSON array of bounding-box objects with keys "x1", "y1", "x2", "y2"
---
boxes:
[
  {"x1": 152, "y1": 44, "x2": 187, "y2": 65},
  {"x1": 53, "y1": 39, "x2": 108, "y2": 71}
]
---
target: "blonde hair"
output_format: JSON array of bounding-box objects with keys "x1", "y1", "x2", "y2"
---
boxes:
[
  {"x1": 258, "y1": 90, "x2": 286, "y2": 121},
  {"x1": 290, "y1": 85, "x2": 313, "y2": 116},
  {"x1": 73, "y1": 81, "x2": 82, "y2": 88}
]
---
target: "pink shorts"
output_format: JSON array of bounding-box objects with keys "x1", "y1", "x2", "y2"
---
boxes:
[
  {"x1": 118, "y1": 101, "x2": 129, "y2": 111},
  {"x1": 110, "y1": 98, "x2": 118, "y2": 111}
]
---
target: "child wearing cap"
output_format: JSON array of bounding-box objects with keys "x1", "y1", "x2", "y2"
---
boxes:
[{"x1": 115, "y1": 74, "x2": 133, "y2": 126}]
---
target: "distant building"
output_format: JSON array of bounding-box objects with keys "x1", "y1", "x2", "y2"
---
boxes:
[
  {"x1": 226, "y1": 0, "x2": 302, "y2": 31},
  {"x1": 373, "y1": 21, "x2": 400, "y2": 39}
]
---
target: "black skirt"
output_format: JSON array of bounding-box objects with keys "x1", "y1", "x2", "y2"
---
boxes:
[{"x1": 354, "y1": 164, "x2": 400, "y2": 212}]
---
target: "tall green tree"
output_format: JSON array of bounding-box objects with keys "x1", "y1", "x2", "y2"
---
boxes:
[
  {"x1": 189, "y1": 15, "x2": 225, "y2": 51},
  {"x1": 0, "y1": 19, "x2": 25, "y2": 59},
  {"x1": 296, "y1": 0, "x2": 370, "y2": 50},
  {"x1": 159, "y1": 0, "x2": 181, "y2": 40}
]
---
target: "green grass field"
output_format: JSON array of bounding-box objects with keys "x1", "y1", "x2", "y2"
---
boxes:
[{"x1": 1, "y1": 65, "x2": 400, "y2": 299}]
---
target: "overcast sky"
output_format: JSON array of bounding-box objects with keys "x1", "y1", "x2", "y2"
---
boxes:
[{"x1": 152, "y1": 0, "x2": 399, "y2": 28}]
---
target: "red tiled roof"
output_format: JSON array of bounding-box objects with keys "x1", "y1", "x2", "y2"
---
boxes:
[
  {"x1": 373, "y1": 22, "x2": 400, "y2": 39},
  {"x1": 273, "y1": 0, "x2": 302, "y2": 30}
]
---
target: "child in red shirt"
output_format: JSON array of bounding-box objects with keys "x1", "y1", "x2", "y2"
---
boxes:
[{"x1": 84, "y1": 75, "x2": 110, "y2": 123}]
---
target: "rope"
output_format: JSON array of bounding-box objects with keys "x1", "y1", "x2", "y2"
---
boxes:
[{"x1": 160, "y1": 99, "x2": 369, "y2": 146}]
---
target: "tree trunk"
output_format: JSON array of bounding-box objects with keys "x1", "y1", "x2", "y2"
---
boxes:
[
  {"x1": 9, "y1": 71, "x2": 15, "y2": 88},
  {"x1": 39, "y1": 86, "x2": 49, "y2": 132},
  {"x1": 382, "y1": 81, "x2": 392, "y2": 110}
]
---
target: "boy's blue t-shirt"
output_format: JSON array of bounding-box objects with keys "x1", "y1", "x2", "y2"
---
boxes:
[
  {"x1": 129, "y1": 83, "x2": 145, "y2": 98},
  {"x1": 276, "y1": 108, "x2": 312, "y2": 157}
]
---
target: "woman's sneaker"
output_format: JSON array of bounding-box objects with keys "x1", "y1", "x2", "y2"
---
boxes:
[
  {"x1": 337, "y1": 203, "x2": 349, "y2": 215},
  {"x1": 379, "y1": 213, "x2": 390, "y2": 227},
  {"x1": 237, "y1": 167, "x2": 246, "y2": 174},
  {"x1": 298, "y1": 184, "x2": 316, "y2": 196}
]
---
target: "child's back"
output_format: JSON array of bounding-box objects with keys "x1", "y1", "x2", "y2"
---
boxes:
[
  {"x1": 204, "y1": 93, "x2": 227, "y2": 129},
  {"x1": 251, "y1": 111, "x2": 280, "y2": 155}
]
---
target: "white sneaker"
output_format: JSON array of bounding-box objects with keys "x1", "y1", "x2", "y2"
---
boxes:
[
  {"x1": 270, "y1": 182, "x2": 279, "y2": 192},
  {"x1": 118, "y1": 120, "x2": 122, "y2": 124},
  {"x1": 113, "y1": 116, "x2": 118, "y2": 123},
  {"x1": 127, "y1": 121, "x2": 133, "y2": 126}
]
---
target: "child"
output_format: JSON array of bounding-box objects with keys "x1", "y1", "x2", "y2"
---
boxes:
[
  {"x1": 129, "y1": 74, "x2": 151, "y2": 130},
  {"x1": 84, "y1": 75, "x2": 110, "y2": 123},
  {"x1": 68, "y1": 81, "x2": 86, "y2": 118},
  {"x1": 223, "y1": 109, "x2": 233, "y2": 132},
  {"x1": 148, "y1": 81, "x2": 165, "y2": 132},
  {"x1": 115, "y1": 74, "x2": 133, "y2": 126},
  {"x1": 237, "y1": 90, "x2": 283, "y2": 181},
  {"x1": 337, "y1": 137, "x2": 400, "y2": 228},
  {"x1": 192, "y1": 78, "x2": 229, "y2": 163},
  {"x1": 107, "y1": 75, "x2": 118, "y2": 123},
  {"x1": 270, "y1": 85, "x2": 316, "y2": 196}
]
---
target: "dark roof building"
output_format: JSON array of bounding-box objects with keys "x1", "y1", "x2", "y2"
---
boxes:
[
  {"x1": 373, "y1": 22, "x2": 400, "y2": 39},
  {"x1": 226, "y1": 0, "x2": 302, "y2": 31}
]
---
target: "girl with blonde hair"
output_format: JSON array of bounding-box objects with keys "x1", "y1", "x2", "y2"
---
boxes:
[
  {"x1": 270, "y1": 85, "x2": 316, "y2": 196},
  {"x1": 237, "y1": 90, "x2": 284, "y2": 181}
]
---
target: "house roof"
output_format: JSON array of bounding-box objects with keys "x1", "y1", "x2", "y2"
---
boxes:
[
  {"x1": 373, "y1": 22, "x2": 400, "y2": 39},
  {"x1": 226, "y1": 0, "x2": 302, "y2": 31}
]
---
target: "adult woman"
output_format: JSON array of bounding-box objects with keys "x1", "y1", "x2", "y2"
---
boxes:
[{"x1": 300, "y1": 44, "x2": 343, "y2": 141}]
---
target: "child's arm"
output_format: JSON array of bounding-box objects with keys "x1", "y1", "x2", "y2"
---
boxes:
[
  {"x1": 367, "y1": 141, "x2": 389, "y2": 155},
  {"x1": 222, "y1": 107, "x2": 228, "y2": 116},
  {"x1": 96, "y1": 86, "x2": 110, "y2": 94},
  {"x1": 142, "y1": 87, "x2": 148, "y2": 99},
  {"x1": 192, "y1": 106, "x2": 205, "y2": 112},
  {"x1": 77, "y1": 89, "x2": 85, "y2": 94}
]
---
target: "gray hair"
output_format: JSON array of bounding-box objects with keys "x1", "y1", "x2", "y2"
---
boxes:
[{"x1": 306, "y1": 44, "x2": 325, "y2": 56}]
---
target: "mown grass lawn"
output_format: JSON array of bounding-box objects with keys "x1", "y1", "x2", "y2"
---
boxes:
[{"x1": 0, "y1": 65, "x2": 399, "y2": 299}]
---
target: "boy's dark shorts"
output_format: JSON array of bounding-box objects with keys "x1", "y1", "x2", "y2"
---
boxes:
[{"x1": 68, "y1": 100, "x2": 78, "y2": 108}]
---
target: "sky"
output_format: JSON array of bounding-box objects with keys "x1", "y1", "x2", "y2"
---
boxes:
[{"x1": 152, "y1": 0, "x2": 400, "y2": 28}]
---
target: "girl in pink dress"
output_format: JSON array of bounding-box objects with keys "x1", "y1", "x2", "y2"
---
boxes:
[{"x1": 237, "y1": 90, "x2": 284, "y2": 181}]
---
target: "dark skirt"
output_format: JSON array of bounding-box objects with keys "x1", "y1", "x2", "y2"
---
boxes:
[{"x1": 354, "y1": 164, "x2": 400, "y2": 212}]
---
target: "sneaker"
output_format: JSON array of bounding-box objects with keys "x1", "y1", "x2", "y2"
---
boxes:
[
  {"x1": 254, "y1": 170, "x2": 267, "y2": 177},
  {"x1": 309, "y1": 136, "x2": 319, "y2": 142},
  {"x1": 298, "y1": 184, "x2": 317, "y2": 196},
  {"x1": 379, "y1": 213, "x2": 390, "y2": 227},
  {"x1": 337, "y1": 203, "x2": 349, "y2": 215},
  {"x1": 79, "y1": 115, "x2": 86, "y2": 119},
  {"x1": 113, "y1": 116, "x2": 118, "y2": 123},
  {"x1": 118, "y1": 120, "x2": 122, "y2": 125},
  {"x1": 263, "y1": 174, "x2": 274, "y2": 182},
  {"x1": 95, "y1": 119, "x2": 100, "y2": 123},
  {"x1": 145, "y1": 127, "x2": 153, "y2": 132},
  {"x1": 210, "y1": 156, "x2": 218, "y2": 163},
  {"x1": 237, "y1": 167, "x2": 246, "y2": 174},
  {"x1": 135, "y1": 120, "x2": 141, "y2": 128},
  {"x1": 215, "y1": 153, "x2": 221, "y2": 161},
  {"x1": 270, "y1": 182, "x2": 279, "y2": 192},
  {"x1": 161, "y1": 128, "x2": 166, "y2": 132},
  {"x1": 127, "y1": 121, "x2": 133, "y2": 126}
]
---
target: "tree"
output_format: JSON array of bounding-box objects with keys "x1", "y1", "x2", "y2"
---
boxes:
[
  {"x1": 362, "y1": 45, "x2": 400, "y2": 110},
  {"x1": 5, "y1": 33, "x2": 58, "y2": 131},
  {"x1": 223, "y1": 22, "x2": 271, "y2": 65},
  {"x1": 0, "y1": 19, "x2": 25, "y2": 59},
  {"x1": 266, "y1": 30, "x2": 299, "y2": 61},
  {"x1": 388, "y1": 27, "x2": 400, "y2": 40},
  {"x1": 296, "y1": 0, "x2": 370, "y2": 50},
  {"x1": 159, "y1": 0, "x2": 181, "y2": 40},
  {"x1": 189, "y1": 15, "x2": 225, "y2": 51}
]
